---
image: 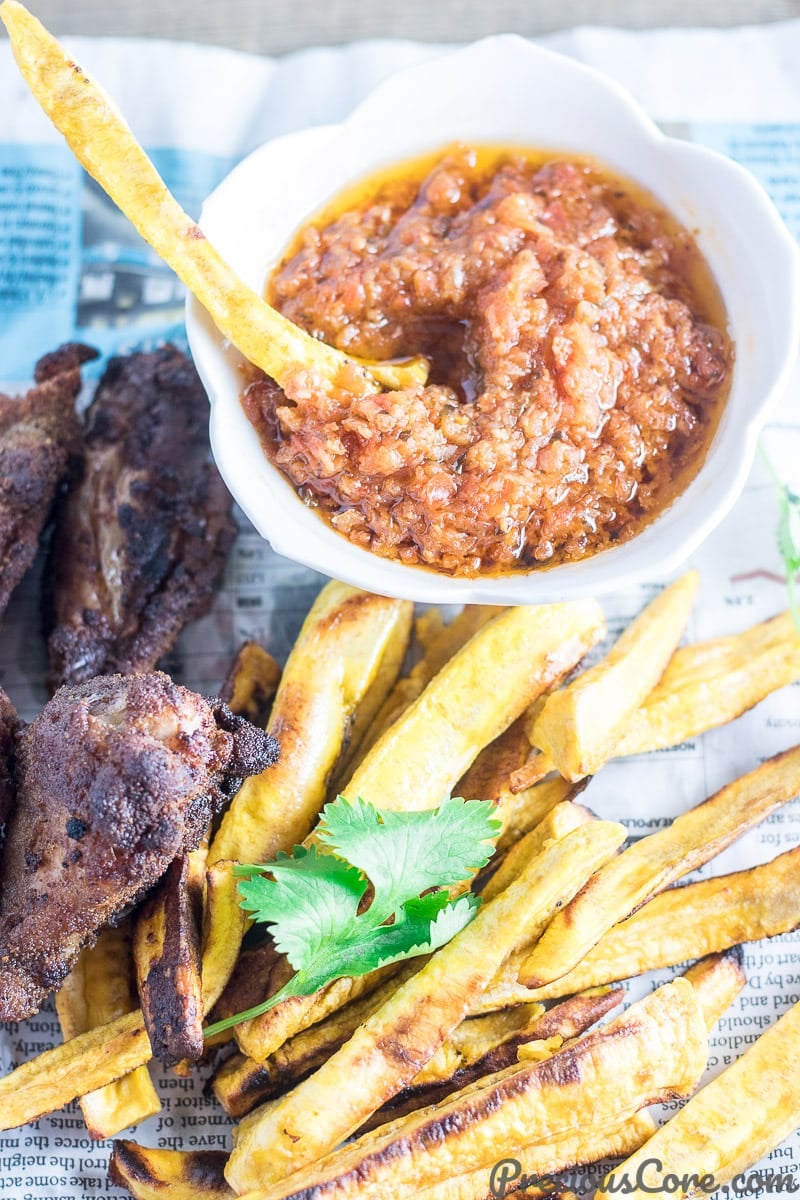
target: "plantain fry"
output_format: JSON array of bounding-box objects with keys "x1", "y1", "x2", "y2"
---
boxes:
[
  {"x1": 532, "y1": 572, "x2": 699, "y2": 780},
  {"x1": 356, "y1": 605, "x2": 504, "y2": 761},
  {"x1": 605, "y1": 998, "x2": 800, "y2": 1198},
  {"x1": 201, "y1": 861, "x2": 248, "y2": 1019},
  {"x1": 220, "y1": 642, "x2": 282, "y2": 729},
  {"x1": 0, "y1": 2, "x2": 428, "y2": 396},
  {"x1": 408, "y1": 1113, "x2": 657, "y2": 1200},
  {"x1": 233, "y1": 601, "x2": 604, "y2": 1063},
  {"x1": 55, "y1": 925, "x2": 160, "y2": 1139},
  {"x1": 614, "y1": 608, "x2": 800, "y2": 758},
  {"x1": 683, "y1": 948, "x2": 746, "y2": 1032},
  {"x1": 520, "y1": 744, "x2": 800, "y2": 989},
  {"x1": 225, "y1": 818, "x2": 625, "y2": 1191},
  {"x1": 110, "y1": 1142, "x2": 233, "y2": 1199},
  {"x1": 234, "y1": 979, "x2": 706, "y2": 1200},
  {"x1": 358, "y1": 986, "x2": 624, "y2": 1134},
  {"x1": 209, "y1": 583, "x2": 413, "y2": 867},
  {"x1": 134, "y1": 852, "x2": 205, "y2": 1066},
  {"x1": 517, "y1": 843, "x2": 800, "y2": 1001},
  {"x1": 0, "y1": 1010, "x2": 151, "y2": 1131},
  {"x1": 479, "y1": 800, "x2": 595, "y2": 902},
  {"x1": 214, "y1": 962, "x2": 422, "y2": 1118}
]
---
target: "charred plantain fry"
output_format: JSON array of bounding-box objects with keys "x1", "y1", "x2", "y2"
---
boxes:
[
  {"x1": 225, "y1": 818, "x2": 625, "y2": 1190},
  {"x1": 55, "y1": 925, "x2": 160, "y2": 1139},
  {"x1": 683, "y1": 948, "x2": 746, "y2": 1032},
  {"x1": 110, "y1": 1142, "x2": 233, "y2": 1199},
  {"x1": 605, "y1": 998, "x2": 800, "y2": 1198},
  {"x1": 531, "y1": 571, "x2": 698, "y2": 780},
  {"x1": 232, "y1": 979, "x2": 706, "y2": 1200},
  {"x1": 520, "y1": 745, "x2": 800, "y2": 989},
  {"x1": 134, "y1": 853, "x2": 205, "y2": 1066},
  {"x1": 220, "y1": 642, "x2": 282, "y2": 729}
]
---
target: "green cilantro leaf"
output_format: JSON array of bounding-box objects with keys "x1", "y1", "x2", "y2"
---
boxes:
[
  {"x1": 761, "y1": 442, "x2": 800, "y2": 634},
  {"x1": 203, "y1": 796, "x2": 497, "y2": 1038}
]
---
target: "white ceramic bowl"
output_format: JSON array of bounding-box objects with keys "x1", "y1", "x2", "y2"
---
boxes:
[{"x1": 187, "y1": 35, "x2": 800, "y2": 604}]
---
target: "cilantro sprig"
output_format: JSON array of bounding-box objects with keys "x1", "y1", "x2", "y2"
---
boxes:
[
  {"x1": 761, "y1": 443, "x2": 800, "y2": 634},
  {"x1": 203, "y1": 795, "x2": 500, "y2": 1038}
]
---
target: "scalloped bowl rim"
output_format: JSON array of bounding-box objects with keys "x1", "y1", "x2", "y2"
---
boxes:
[{"x1": 187, "y1": 34, "x2": 800, "y2": 604}]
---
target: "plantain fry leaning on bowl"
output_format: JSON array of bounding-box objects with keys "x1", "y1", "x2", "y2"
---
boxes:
[{"x1": 0, "y1": 1, "x2": 429, "y2": 396}]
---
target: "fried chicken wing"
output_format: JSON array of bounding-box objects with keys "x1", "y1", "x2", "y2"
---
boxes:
[
  {"x1": 0, "y1": 343, "x2": 96, "y2": 618},
  {"x1": 0, "y1": 671, "x2": 279, "y2": 1021},
  {"x1": 45, "y1": 345, "x2": 236, "y2": 690},
  {"x1": 0, "y1": 688, "x2": 19, "y2": 839}
]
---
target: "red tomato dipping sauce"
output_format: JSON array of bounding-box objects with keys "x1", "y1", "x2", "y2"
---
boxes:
[{"x1": 242, "y1": 144, "x2": 733, "y2": 576}]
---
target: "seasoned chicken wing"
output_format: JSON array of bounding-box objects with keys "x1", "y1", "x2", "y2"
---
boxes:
[
  {"x1": 0, "y1": 671, "x2": 279, "y2": 1021},
  {"x1": 0, "y1": 688, "x2": 19, "y2": 839},
  {"x1": 45, "y1": 345, "x2": 236, "y2": 690},
  {"x1": 0, "y1": 343, "x2": 96, "y2": 618}
]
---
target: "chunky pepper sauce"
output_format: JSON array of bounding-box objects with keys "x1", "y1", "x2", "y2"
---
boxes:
[{"x1": 243, "y1": 144, "x2": 732, "y2": 576}]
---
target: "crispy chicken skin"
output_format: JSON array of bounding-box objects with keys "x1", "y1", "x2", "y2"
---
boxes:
[
  {"x1": 45, "y1": 346, "x2": 236, "y2": 690},
  {"x1": 0, "y1": 689, "x2": 19, "y2": 839},
  {"x1": 0, "y1": 671, "x2": 279, "y2": 1022},
  {"x1": 0, "y1": 343, "x2": 96, "y2": 618}
]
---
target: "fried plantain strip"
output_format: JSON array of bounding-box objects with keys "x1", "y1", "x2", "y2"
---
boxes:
[
  {"x1": 0, "y1": 1010, "x2": 150, "y2": 1130},
  {"x1": 109, "y1": 1142, "x2": 233, "y2": 1199},
  {"x1": 201, "y1": 861, "x2": 251, "y2": 1021},
  {"x1": 219, "y1": 642, "x2": 282, "y2": 729},
  {"x1": 55, "y1": 925, "x2": 160, "y2": 1139},
  {"x1": 683, "y1": 948, "x2": 747, "y2": 1032},
  {"x1": 614, "y1": 608, "x2": 800, "y2": 758},
  {"x1": 134, "y1": 852, "x2": 205, "y2": 1067},
  {"x1": 233, "y1": 601, "x2": 605, "y2": 1063},
  {"x1": 233, "y1": 979, "x2": 706, "y2": 1200},
  {"x1": 225, "y1": 819, "x2": 626, "y2": 1191},
  {"x1": 0, "y1": 3, "x2": 428, "y2": 397},
  {"x1": 519, "y1": 745, "x2": 800, "y2": 989},
  {"x1": 605, "y1": 998, "x2": 800, "y2": 1198},
  {"x1": 515, "y1": 843, "x2": 800, "y2": 1000},
  {"x1": 209, "y1": 583, "x2": 413, "y2": 867},
  {"x1": 354, "y1": 605, "x2": 505, "y2": 763},
  {"x1": 479, "y1": 800, "x2": 595, "y2": 903},
  {"x1": 358, "y1": 986, "x2": 624, "y2": 1134},
  {"x1": 407, "y1": 1112, "x2": 657, "y2": 1200},
  {"x1": 531, "y1": 572, "x2": 699, "y2": 781}
]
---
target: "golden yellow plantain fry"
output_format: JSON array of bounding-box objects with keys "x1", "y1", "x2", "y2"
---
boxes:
[
  {"x1": 220, "y1": 642, "x2": 282, "y2": 729},
  {"x1": 358, "y1": 986, "x2": 624, "y2": 1134},
  {"x1": 531, "y1": 572, "x2": 699, "y2": 780},
  {"x1": 0, "y1": 3, "x2": 428, "y2": 396},
  {"x1": 517, "y1": 843, "x2": 800, "y2": 1001},
  {"x1": 201, "y1": 861, "x2": 248, "y2": 1019},
  {"x1": 479, "y1": 800, "x2": 595, "y2": 902},
  {"x1": 356, "y1": 605, "x2": 504, "y2": 761},
  {"x1": 233, "y1": 601, "x2": 604, "y2": 1063},
  {"x1": 109, "y1": 1142, "x2": 233, "y2": 1199},
  {"x1": 408, "y1": 1113, "x2": 657, "y2": 1200},
  {"x1": 213, "y1": 961, "x2": 423, "y2": 1118},
  {"x1": 683, "y1": 948, "x2": 747, "y2": 1032},
  {"x1": 225, "y1": 818, "x2": 626, "y2": 1191},
  {"x1": 605, "y1": 998, "x2": 800, "y2": 1198},
  {"x1": 134, "y1": 852, "x2": 205, "y2": 1067},
  {"x1": 0, "y1": 1010, "x2": 150, "y2": 1131},
  {"x1": 614, "y1": 608, "x2": 800, "y2": 758},
  {"x1": 520, "y1": 744, "x2": 800, "y2": 989},
  {"x1": 210, "y1": 583, "x2": 413, "y2": 867},
  {"x1": 234, "y1": 979, "x2": 706, "y2": 1200},
  {"x1": 55, "y1": 926, "x2": 160, "y2": 1139}
]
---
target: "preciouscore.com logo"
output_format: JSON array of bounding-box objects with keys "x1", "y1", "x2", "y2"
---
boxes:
[{"x1": 488, "y1": 1158, "x2": 800, "y2": 1199}]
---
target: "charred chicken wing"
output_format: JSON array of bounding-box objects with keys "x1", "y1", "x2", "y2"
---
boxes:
[{"x1": 0, "y1": 671, "x2": 279, "y2": 1021}]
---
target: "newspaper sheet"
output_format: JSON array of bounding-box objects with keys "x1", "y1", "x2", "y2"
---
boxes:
[{"x1": 0, "y1": 17, "x2": 799, "y2": 1198}]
